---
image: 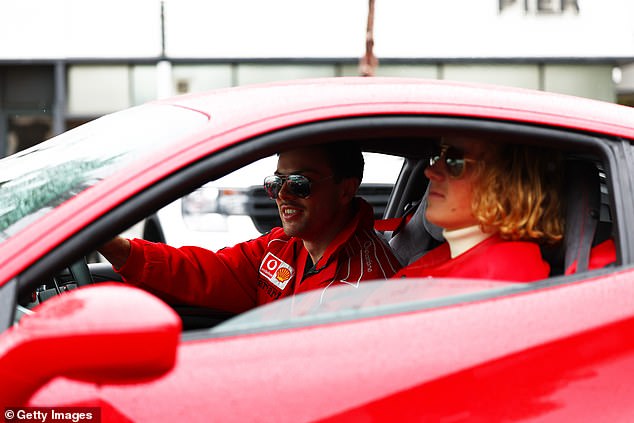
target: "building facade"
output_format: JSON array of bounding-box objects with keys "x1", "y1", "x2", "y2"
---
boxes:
[{"x1": 1, "y1": 0, "x2": 633, "y2": 157}]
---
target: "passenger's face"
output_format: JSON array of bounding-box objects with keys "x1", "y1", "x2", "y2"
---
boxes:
[
  {"x1": 424, "y1": 138, "x2": 487, "y2": 231},
  {"x1": 274, "y1": 147, "x2": 349, "y2": 240}
]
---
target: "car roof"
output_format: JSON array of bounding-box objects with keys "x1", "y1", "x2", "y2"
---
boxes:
[{"x1": 156, "y1": 77, "x2": 634, "y2": 140}]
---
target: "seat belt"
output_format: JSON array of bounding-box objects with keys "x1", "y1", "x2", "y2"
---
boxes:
[
  {"x1": 374, "y1": 216, "x2": 408, "y2": 232},
  {"x1": 563, "y1": 161, "x2": 600, "y2": 274}
]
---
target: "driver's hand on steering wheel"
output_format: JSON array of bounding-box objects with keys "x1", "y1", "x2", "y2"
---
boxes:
[{"x1": 98, "y1": 237, "x2": 131, "y2": 270}]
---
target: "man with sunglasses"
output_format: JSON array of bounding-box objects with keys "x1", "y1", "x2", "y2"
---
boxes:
[{"x1": 99, "y1": 143, "x2": 401, "y2": 313}]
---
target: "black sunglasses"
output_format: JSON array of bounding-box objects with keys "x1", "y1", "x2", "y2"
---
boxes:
[
  {"x1": 428, "y1": 144, "x2": 478, "y2": 179},
  {"x1": 263, "y1": 174, "x2": 333, "y2": 199}
]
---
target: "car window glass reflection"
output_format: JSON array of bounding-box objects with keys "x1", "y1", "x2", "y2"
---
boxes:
[{"x1": 0, "y1": 106, "x2": 206, "y2": 241}]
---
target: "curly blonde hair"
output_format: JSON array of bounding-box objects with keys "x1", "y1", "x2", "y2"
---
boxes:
[{"x1": 471, "y1": 143, "x2": 563, "y2": 243}]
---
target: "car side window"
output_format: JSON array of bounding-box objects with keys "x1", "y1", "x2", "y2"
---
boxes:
[{"x1": 121, "y1": 153, "x2": 404, "y2": 251}]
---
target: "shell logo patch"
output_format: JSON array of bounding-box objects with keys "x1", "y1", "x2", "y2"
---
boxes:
[
  {"x1": 259, "y1": 252, "x2": 295, "y2": 290},
  {"x1": 275, "y1": 267, "x2": 292, "y2": 282}
]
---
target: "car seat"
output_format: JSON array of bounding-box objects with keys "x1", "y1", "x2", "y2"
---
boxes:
[{"x1": 382, "y1": 185, "x2": 444, "y2": 265}]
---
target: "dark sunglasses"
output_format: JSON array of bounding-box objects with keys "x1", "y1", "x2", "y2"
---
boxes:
[
  {"x1": 428, "y1": 144, "x2": 478, "y2": 179},
  {"x1": 263, "y1": 174, "x2": 333, "y2": 199}
]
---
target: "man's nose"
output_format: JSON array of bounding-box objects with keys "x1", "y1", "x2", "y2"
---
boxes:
[{"x1": 276, "y1": 180, "x2": 293, "y2": 200}]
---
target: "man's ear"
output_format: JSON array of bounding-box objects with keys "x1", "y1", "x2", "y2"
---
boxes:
[{"x1": 340, "y1": 177, "x2": 361, "y2": 203}]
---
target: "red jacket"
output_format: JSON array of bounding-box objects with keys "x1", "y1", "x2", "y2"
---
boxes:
[
  {"x1": 392, "y1": 235, "x2": 549, "y2": 282},
  {"x1": 116, "y1": 199, "x2": 402, "y2": 313}
]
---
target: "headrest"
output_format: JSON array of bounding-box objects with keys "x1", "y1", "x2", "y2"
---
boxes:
[{"x1": 389, "y1": 184, "x2": 444, "y2": 265}]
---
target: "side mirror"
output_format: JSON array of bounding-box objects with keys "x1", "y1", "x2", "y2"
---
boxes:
[{"x1": 0, "y1": 284, "x2": 181, "y2": 406}]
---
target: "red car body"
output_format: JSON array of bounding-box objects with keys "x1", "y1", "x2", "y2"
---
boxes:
[{"x1": 1, "y1": 77, "x2": 634, "y2": 421}]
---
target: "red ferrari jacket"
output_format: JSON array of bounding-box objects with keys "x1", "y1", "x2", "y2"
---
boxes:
[
  {"x1": 116, "y1": 199, "x2": 402, "y2": 313},
  {"x1": 392, "y1": 235, "x2": 549, "y2": 282}
]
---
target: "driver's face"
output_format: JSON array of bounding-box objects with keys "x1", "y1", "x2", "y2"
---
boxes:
[{"x1": 274, "y1": 147, "x2": 348, "y2": 241}]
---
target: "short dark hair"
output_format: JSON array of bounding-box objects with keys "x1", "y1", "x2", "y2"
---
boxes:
[{"x1": 320, "y1": 142, "x2": 364, "y2": 183}]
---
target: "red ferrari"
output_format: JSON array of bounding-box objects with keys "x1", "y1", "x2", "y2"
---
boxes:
[{"x1": 1, "y1": 77, "x2": 634, "y2": 421}]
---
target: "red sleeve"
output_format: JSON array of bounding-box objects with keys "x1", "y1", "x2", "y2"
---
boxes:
[
  {"x1": 116, "y1": 235, "x2": 272, "y2": 313},
  {"x1": 589, "y1": 239, "x2": 617, "y2": 269}
]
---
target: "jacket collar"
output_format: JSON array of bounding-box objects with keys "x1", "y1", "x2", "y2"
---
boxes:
[{"x1": 313, "y1": 197, "x2": 374, "y2": 270}]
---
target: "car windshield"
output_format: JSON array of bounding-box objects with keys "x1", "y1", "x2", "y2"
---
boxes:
[
  {"x1": 207, "y1": 277, "x2": 528, "y2": 337},
  {"x1": 0, "y1": 105, "x2": 207, "y2": 243}
]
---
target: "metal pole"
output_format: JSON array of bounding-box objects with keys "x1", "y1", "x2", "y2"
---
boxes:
[
  {"x1": 157, "y1": 1, "x2": 172, "y2": 99},
  {"x1": 52, "y1": 61, "x2": 66, "y2": 136},
  {"x1": 359, "y1": 0, "x2": 378, "y2": 76},
  {"x1": 160, "y1": 0, "x2": 166, "y2": 59},
  {"x1": 0, "y1": 69, "x2": 6, "y2": 157},
  {"x1": 0, "y1": 110, "x2": 6, "y2": 158}
]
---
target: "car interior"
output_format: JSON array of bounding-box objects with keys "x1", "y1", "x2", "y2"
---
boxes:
[{"x1": 11, "y1": 115, "x2": 619, "y2": 331}]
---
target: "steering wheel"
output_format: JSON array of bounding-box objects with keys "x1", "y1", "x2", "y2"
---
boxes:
[{"x1": 68, "y1": 257, "x2": 94, "y2": 287}]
